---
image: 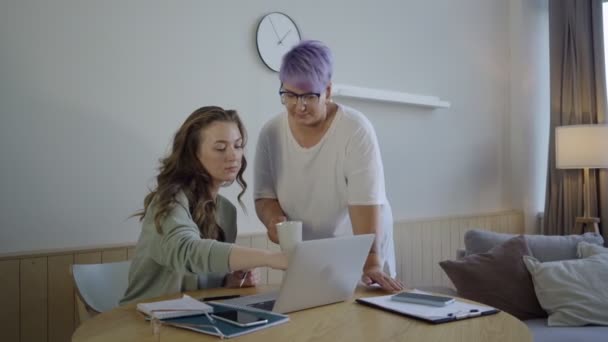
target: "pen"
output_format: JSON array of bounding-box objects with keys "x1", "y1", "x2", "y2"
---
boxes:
[
  {"x1": 448, "y1": 309, "x2": 479, "y2": 317},
  {"x1": 200, "y1": 294, "x2": 241, "y2": 302},
  {"x1": 239, "y1": 271, "x2": 249, "y2": 288},
  {"x1": 204, "y1": 312, "x2": 215, "y2": 323}
]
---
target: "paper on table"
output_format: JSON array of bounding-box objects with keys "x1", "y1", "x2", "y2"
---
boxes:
[{"x1": 137, "y1": 294, "x2": 213, "y2": 320}]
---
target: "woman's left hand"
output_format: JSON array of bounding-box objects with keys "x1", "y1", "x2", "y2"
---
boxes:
[{"x1": 224, "y1": 269, "x2": 260, "y2": 288}]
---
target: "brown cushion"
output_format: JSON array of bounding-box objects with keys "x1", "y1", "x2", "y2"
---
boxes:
[{"x1": 439, "y1": 235, "x2": 546, "y2": 320}]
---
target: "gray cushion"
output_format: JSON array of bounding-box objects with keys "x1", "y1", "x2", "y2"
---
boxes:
[
  {"x1": 525, "y1": 318, "x2": 608, "y2": 342},
  {"x1": 524, "y1": 253, "x2": 608, "y2": 326},
  {"x1": 464, "y1": 230, "x2": 604, "y2": 261}
]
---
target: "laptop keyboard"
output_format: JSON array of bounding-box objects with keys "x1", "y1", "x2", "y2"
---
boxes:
[
  {"x1": 218, "y1": 290, "x2": 279, "y2": 311},
  {"x1": 247, "y1": 300, "x2": 276, "y2": 311}
]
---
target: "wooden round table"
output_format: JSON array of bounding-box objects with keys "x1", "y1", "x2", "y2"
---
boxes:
[{"x1": 72, "y1": 286, "x2": 531, "y2": 342}]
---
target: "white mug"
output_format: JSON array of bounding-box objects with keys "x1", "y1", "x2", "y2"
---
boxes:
[{"x1": 276, "y1": 221, "x2": 303, "y2": 254}]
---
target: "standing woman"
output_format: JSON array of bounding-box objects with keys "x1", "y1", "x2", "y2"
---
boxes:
[
  {"x1": 121, "y1": 106, "x2": 287, "y2": 305},
  {"x1": 254, "y1": 40, "x2": 402, "y2": 292}
]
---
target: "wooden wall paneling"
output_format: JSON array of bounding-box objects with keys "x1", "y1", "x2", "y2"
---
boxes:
[
  {"x1": 421, "y1": 221, "x2": 433, "y2": 287},
  {"x1": 473, "y1": 216, "x2": 485, "y2": 231},
  {"x1": 402, "y1": 222, "x2": 414, "y2": 288},
  {"x1": 101, "y1": 248, "x2": 127, "y2": 263},
  {"x1": 73, "y1": 252, "x2": 102, "y2": 328},
  {"x1": 431, "y1": 220, "x2": 443, "y2": 287},
  {"x1": 0, "y1": 259, "x2": 20, "y2": 342},
  {"x1": 410, "y1": 222, "x2": 422, "y2": 288},
  {"x1": 127, "y1": 247, "x2": 137, "y2": 260},
  {"x1": 503, "y1": 213, "x2": 511, "y2": 232},
  {"x1": 438, "y1": 219, "x2": 451, "y2": 287},
  {"x1": 495, "y1": 214, "x2": 505, "y2": 233},
  {"x1": 517, "y1": 213, "x2": 525, "y2": 234},
  {"x1": 392, "y1": 224, "x2": 403, "y2": 283},
  {"x1": 74, "y1": 252, "x2": 102, "y2": 265},
  {"x1": 489, "y1": 215, "x2": 499, "y2": 232},
  {"x1": 48, "y1": 254, "x2": 75, "y2": 342},
  {"x1": 507, "y1": 212, "x2": 516, "y2": 233},
  {"x1": 448, "y1": 218, "x2": 461, "y2": 288},
  {"x1": 496, "y1": 215, "x2": 509, "y2": 233},
  {"x1": 393, "y1": 223, "x2": 402, "y2": 283},
  {"x1": 235, "y1": 236, "x2": 252, "y2": 247},
  {"x1": 20, "y1": 257, "x2": 48, "y2": 342},
  {"x1": 482, "y1": 216, "x2": 492, "y2": 232}
]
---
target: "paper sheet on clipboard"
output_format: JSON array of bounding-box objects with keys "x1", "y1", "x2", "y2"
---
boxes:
[{"x1": 356, "y1": 289, "x2": 499, "y2": 323}]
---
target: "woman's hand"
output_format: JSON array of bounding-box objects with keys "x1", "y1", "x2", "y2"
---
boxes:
[
  {"x1": 224, "y1": 269, "x2": 260, "y2": 288},
  {"x1": 266, "y1": 216, "x2": 287, "y2": 244},
  {"x1": 361, "y1": 265, "x2": 404, "y2": 292}
]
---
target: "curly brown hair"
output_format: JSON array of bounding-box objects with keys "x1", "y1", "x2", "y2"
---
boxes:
[{"x1": 135, "y1": 106, "x2": 247, "y2": 240}]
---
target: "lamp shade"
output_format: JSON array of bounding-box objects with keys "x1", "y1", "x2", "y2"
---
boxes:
[{"x1": 556, "y1": 125, "x2": 608, "y2": 169}]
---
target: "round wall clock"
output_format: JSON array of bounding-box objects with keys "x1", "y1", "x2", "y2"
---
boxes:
[{"x1": 256, "y1": 12, "x2": 301, "y2": 72}]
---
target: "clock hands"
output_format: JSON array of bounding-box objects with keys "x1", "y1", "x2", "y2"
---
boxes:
[
  {"x1": 268, "y1": 16, "x2": 281, "y2": 41},
  {"x1": 257, "y1": 13, "x2": 299, "y2": 72},
  {"x1": 277, "y1": 29, "x2": 292, "y2": 45}
]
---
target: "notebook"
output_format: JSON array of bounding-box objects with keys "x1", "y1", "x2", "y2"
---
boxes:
[
  {"x1": 356, "y1": 290, "x2": 499, "y2": 324},
  {"x1": 222, "y1": 234, "x2": 374, "y2": 313},
  {"x1": 137, "y1": 294, "x2": 213, "y2": 319}
]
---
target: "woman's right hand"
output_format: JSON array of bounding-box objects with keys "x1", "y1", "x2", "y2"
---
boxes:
[{"x1": 266, "y1": 216, "x2": 287, "y2": 244}]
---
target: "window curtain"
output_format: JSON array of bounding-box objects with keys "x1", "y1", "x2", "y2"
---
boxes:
[{"x1": 544, "y1": 0, "x2": 608, "y2": 243}]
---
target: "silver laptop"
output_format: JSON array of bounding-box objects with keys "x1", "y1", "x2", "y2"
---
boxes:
[{"x1": 222, "y1": 234, "x2": 374, "y2": 314}]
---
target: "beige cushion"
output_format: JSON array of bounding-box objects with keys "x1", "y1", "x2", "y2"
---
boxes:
[
  {"x1": 577, "y1": 241, "x2": 608, "y2": 258},
  {"x1": 523, "y1": 253, "x2": 608, "y2": 326}
]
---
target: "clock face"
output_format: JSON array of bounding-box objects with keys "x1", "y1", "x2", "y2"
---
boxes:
[{"x1": 256, "y1": 12, "x2": 301, "y2": 72}]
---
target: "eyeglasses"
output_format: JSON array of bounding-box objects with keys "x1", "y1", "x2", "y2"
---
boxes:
[{"x1": 279, "y1": 90, "x2": 321, "y2": 107}]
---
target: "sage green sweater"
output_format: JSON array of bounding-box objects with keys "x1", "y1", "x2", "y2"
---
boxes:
[{"x1": 120, "y1": 191, "x2": 236, "y2": 305}]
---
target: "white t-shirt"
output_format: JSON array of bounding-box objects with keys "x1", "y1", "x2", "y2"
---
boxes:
[{"x1": 254, "y1": 104, "x2": 396, "y2": 276}]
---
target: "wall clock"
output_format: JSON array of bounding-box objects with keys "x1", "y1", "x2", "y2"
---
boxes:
[{"x1": 256, "y1": 12, "x2": 301, "y2": 72}]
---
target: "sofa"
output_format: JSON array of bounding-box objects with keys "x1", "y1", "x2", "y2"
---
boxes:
[{"x1": 438, "y1": 230, "x2": 608, "y2": 342}]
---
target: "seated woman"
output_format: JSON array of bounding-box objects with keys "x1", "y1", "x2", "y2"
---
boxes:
[{"x1": 121, "y1": 106, "x2": 287, "y2": 305}]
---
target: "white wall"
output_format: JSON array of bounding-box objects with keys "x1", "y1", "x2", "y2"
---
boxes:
[
  {"x1": 508, "y1": 0, "x2": 550, "y2": 233},
  {"x1": 0, "y1": 0, "x2": 548, "y2": 254}
]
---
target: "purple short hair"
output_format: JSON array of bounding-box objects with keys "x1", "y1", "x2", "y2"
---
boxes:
[{"x1": 279, "y1": 40, "x2": 334, "y2": 93}]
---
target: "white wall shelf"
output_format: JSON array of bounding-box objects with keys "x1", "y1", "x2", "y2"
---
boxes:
[{"x1": 332, "y1": 83, "x2": 450, "y2": 109}]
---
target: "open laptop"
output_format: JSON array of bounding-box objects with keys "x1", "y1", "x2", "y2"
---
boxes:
[{"x1": 221, "y1": 234, "x2": 374, "y2": 314}]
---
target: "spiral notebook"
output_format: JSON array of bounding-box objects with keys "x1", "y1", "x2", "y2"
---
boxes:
[
  {"x1": 356, "y1": 290, "x2": 499, "y2": 324},
  {"x1": 137, "y1": 294, "x2": 213, "y2": 320}
]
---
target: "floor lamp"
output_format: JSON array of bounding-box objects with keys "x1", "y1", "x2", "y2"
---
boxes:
[{"x1": 556, "y1": 124, "x2": 608, "y2": 234}]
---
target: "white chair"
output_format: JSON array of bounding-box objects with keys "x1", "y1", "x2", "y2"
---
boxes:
[{"x1": 71, "y1": 260, "x2": 131, "y2": 323}]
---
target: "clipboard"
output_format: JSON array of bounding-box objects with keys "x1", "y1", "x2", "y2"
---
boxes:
[{"x1": 356, "y1": 290, "x2": 499, "y2": 324}]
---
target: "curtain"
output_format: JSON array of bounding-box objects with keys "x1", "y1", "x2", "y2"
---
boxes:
[{"x1": 544, "y1": 0, "x2": 608, "y2": 243}]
